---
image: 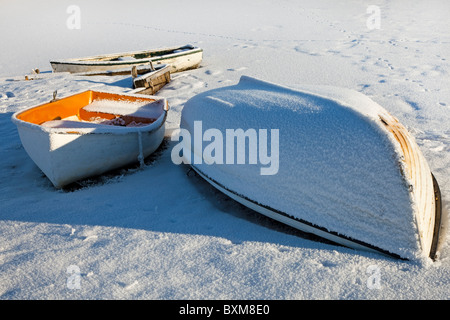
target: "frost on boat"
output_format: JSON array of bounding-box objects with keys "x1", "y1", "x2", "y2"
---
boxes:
[
  {"x1": 12, "y1": 91, "x2": 169, "y2": 188},
  {"x1": 179, "y1": 76, "x2": 445, "y2": 260}
]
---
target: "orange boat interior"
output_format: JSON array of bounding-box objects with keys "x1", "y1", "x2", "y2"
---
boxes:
[{"x1": 16, "y1": 91, "x2": 158, "y2": 126}]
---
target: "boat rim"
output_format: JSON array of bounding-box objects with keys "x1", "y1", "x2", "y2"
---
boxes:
[
  {"x1": 11, "y1": 90, "x2": 169, "y2": 135},
  {"x1": 49, "y1": 45, "x2": 203, "y2": 66}
]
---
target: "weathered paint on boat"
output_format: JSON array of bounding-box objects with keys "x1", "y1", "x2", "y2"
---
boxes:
[{"x1": 132, "y1": 64, "x2": 171, "y2": 95}]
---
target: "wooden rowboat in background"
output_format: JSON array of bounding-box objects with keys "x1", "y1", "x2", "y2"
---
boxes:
[{"x1": 50, "y1": 44, "x2": 203, "y2": 74}]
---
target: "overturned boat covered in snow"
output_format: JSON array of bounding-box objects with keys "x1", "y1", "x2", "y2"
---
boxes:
[
  {"x1": 50, "y1": 44, "x2": 203, "y2": 74},
  {"x1": 178, "y1": 76, "x2": 445, "y2": 260},
  {"x1": 12, "y1": 90, "x2": 168, "y2": 188}
]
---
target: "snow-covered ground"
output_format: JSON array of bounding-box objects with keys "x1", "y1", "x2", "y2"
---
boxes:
[{"x1": 1, "y1": 0, "x2": 449, "y2": 300}]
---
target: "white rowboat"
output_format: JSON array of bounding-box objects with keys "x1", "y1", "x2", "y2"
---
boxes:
[{"x1": 12, "y1": 90, "x2": 169, "y2": 188}]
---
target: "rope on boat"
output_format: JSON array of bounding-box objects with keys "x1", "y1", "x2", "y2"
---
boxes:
[{"x1": 137, "y1": 131, "x2": 144, "y2": 168}]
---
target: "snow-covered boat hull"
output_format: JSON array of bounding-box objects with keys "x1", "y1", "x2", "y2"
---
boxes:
[
  {"x1": 12, "y1": 91, "x2": 169, "y2": 188},
  {"x1": 191, "y1": 164, "x2": 398, "y2": 258},
  {"x1": 179, "y1": 76, "x2": 445, "y2": 260},
  {"x1": 50, "y1": 44, "x2": 203, "y2": 74}
]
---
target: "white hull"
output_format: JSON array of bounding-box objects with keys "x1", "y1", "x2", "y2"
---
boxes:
[
  {"x1": 17, "y1": 123, "x2": 166, "y2": 188},
  {"x1": 50, "y1": 45, "x2": 203, "y2": 74}
]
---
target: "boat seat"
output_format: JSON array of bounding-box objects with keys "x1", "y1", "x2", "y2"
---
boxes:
[
  {"x1": 81, "y1": 99, "x2": 165, "y2": 119},
  {"x1": 41, "y1": 120, "x2": 114, "y2": 129}
]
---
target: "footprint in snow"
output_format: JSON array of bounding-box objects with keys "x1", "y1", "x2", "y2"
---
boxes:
[
  {"x1": 321, "y1": 260, "x2": 338, "y2": 268},
  {"x1": 227, "y1": 67, "x2": 248, "y2": 72},
  {"x1": 118, "y1": 280, "x2": 139, "y2": 291},
  {"x1": 82, "y1": 235, "x2": 98, "y2": 242},
  {"x1": 0, "y1": 92, "x2": 15, "y2": 99},
  {"x1": 205, "y1": 69, "x2": 222, "y2": 76}
]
